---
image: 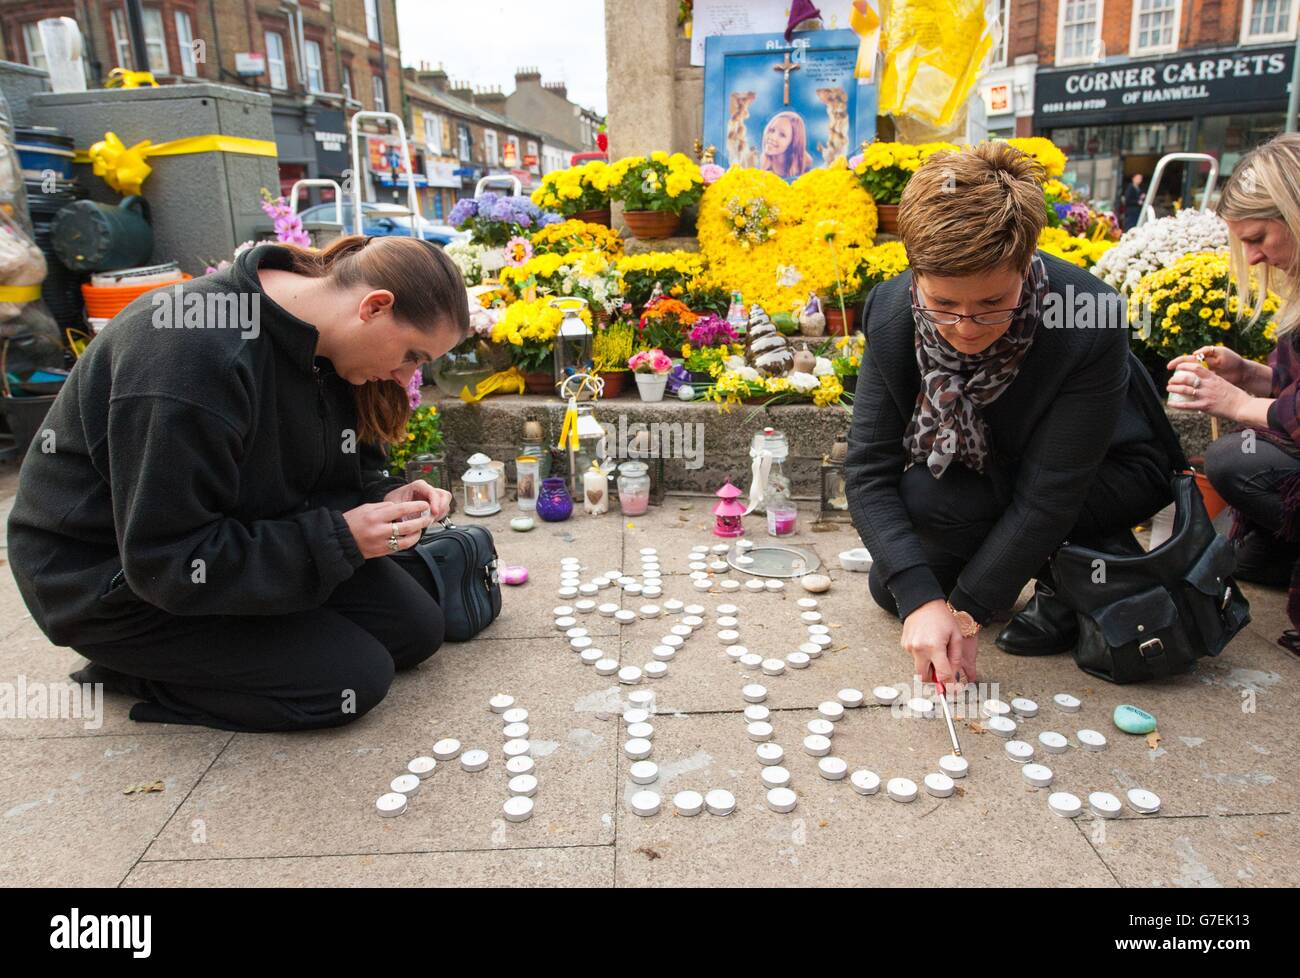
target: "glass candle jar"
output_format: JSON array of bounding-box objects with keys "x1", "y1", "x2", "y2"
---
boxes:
[
  {"x1": 767, "y1": 503, "x2": 798, "y2": 537},
  {"x1": 536, "y1": 476, "x2": 573, "y2": 522},
  {"x1": 515, "y1": 455, "x2": 540, "y2": 511},
  {"x1": 617, "y1": 461, "x2": 651, "y2": 516}
]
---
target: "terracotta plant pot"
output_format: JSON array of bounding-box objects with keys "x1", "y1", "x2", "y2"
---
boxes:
[
  {"x1": 523, "y1": 371, "x2": 556, "y2": 396},
  {"x1": 598, "y1": 371, "x2": 629, "y2": 398},
  {"x1": 623, "y1": 209, "x2": 681, "y2": 240},
  {"x1": 825, "y1": 307, "x2": 857, "y2": 336},
  {"x1": 574, "y1": 207, "x2": 612, "y2": 227},
  {"x1": 877, "y1": 204, "x2": 900, "y2": 236},
  {"x1": 1194, "y1": 470, "x2": 1228, "y2": 521}
]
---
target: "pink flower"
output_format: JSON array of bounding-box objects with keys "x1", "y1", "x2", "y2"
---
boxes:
[
  {"x1": 629, "y1": 348, "x2": 672, "y2": 374},
  {"x1": 701, "y1": 163, "x2": 725, "y2": 185},
  {"x1": 505, "y1": 235, "x2": 534, "y2": 267},
  {"x1": 406, "y1": 367, "x2": 423, "y2": 409}
]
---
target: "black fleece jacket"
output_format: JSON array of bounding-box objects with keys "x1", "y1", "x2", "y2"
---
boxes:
[
  {"x1": 844, "y1": 252, "x2": 1170, "y2": 625},
  {"x1": 7, "y1": 245, "x2": 404, "y2": 647}
]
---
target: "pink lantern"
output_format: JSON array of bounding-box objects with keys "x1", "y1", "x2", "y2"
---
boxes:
[{"x1": 712, "y1": 480, "x2": 746, "y2": 538}]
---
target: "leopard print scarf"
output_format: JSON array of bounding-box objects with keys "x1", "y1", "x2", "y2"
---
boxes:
[{"x1": 904, "y1": 257, "x2": 1049, "y2": 478}]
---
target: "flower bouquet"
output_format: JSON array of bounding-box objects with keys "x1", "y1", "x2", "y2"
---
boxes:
[
  {"x1": 629, "y1": 348, "x2": 674, "y2": 401},
  {"x1": 499, "y1": 250, "x2": 624, "y2": 316},
  {"x1": 530, "y1": 219, "x2": 624, "y2": 257},
  {"x1": 531, "y1": 160, "x2": 614, "y2": 222},
  {"x1": 615, "y1": 251, "x2": 706, "y2": 308},
  {"x1": 638, "y1": 296, "x2": 698, "y2": 352},
  {"x1": 703, "y1": 355, "x2": 847, "y2": 411},
  {"x1": 1091, "y1": 209, "x2": 1230, "y2": 294},
  {"x1": 491, "y1": 296, "x2": 591, "y2": 382},
  {"x1": 449, "y1": 192, "x2": 561, "y2": 247},
  {"x1": 608, "y1": 152, "x2": 705, "y2": 239}
]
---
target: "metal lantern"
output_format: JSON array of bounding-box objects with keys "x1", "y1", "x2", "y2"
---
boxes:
[
  {"x1": 551, "y1": 296, "x2": 593, "y2": 397},
  {"x1": 461, "y1": 451, "x2": 501, "y2": 516},
  {"x1": 712, "y1": 480, "x2": 746, "y2": 538},
  {"x1": 819, "y1": 434, "x2": 851, "y2": 521}
]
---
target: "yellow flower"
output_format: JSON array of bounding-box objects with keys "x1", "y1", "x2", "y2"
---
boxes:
[{"x1": 1006, "y1": 137, "x2": 1068, "y2": 178}]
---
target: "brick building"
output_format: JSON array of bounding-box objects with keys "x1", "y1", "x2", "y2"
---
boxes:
[
  {"x1": 506, "y1": 66, "x2": 603, "y2": 173},
  {"x1": 1, "y1": 0, "x2": 408, "y2": 206}
]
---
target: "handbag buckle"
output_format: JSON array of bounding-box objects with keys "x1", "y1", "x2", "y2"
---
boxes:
[
  {"x1": 1221, "y1": 586, "x2": 1233, "y2": 611},
  {"x1": 487, "y1": 558, "x2": 499, "y2": 587},
  {"x1": 1138, "y1": 637, "x2": 1164, "y2": 659}
]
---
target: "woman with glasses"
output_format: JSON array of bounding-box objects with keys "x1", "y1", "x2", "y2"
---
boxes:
[{"x1": 843, "y1": 142, "x2": 1179, "y2": 687}]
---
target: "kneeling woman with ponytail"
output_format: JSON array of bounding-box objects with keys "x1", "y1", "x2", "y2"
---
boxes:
[{"x1": 8, "y1": 236, "x2": 470, "y2": 731}]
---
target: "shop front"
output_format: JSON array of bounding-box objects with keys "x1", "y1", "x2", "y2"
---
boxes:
[
  {"x1": 1034, "y1": 45, "x2": 1292, "y2": 219},
  {"x1": 272, "y1": 104, "x2": 350, "y2": 207}
]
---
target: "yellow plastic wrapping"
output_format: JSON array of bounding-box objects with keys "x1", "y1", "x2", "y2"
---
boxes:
[{"x1": 878, "y1": 0, "x2": 993, "y2": 129}]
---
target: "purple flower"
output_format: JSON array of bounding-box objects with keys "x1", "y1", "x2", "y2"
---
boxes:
[
  {"x1": 687, "y1": 313, "x2": 737, "y2": 348},
  {"x1": 406, "y1": 368, "x2": 423, "y2": 409},
  {"x1": 449, "y1": 198, "x2": 478, "y2": 226}
]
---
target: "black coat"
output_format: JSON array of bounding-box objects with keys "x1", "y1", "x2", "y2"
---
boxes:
[
  {"x1": 7, "y1": 245, "x2": 404, "y2": 647},
  {"x1": 843, "y1": 252, "x2": 1173, "y2": 623}
]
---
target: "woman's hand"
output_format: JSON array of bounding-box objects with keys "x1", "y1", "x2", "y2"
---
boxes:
[
  {"x1": 1169, "y1": 346, "x2": 1246, "y2": 386},
  {"x1": 383, "y1": 481, "x2": 453, "y2": 521},
  {"x1": 901, "y1": 599, "x2": 965, "y2": 687},
  {"x1": 1166, "y1": 361, "x2": 1251, "y2": 421},
  {"x1": 343, "y1": 500, "x2": 433, "y2": 559}
]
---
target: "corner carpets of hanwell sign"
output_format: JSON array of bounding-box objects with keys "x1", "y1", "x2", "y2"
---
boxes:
[{"x1": 1035, "y1": 45, "x2": 1292, "y2": 127}]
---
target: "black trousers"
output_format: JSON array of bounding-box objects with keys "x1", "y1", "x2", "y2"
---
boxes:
[
  {"x1": 868, "y1": 453, "x2": 1170, "y2": 619},
  {"x1": 71, "y1": 558, "x2": 444, "y2": 732},
  {"x1": 1205, "y1": 433, "x2": 1300, "y2": 584}
]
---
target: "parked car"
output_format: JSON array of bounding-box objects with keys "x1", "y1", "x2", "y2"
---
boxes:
[{"x1": 297, "y1": 202, "x2": 468, "y2": 245}]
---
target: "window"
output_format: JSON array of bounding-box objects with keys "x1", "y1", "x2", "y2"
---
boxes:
[
  {"x1": 457, "y1": 124, "x2": 471, "y2": 161},
  {"x1": 21, "y1": 23, "x2": 46, "y2": 71},
  {"x1": 424, "y1": 113, "x2": 442, "y2": 153},
  {"x1": 175, "y1": 11, "x2": 197, "y2": 76},
  {"x1": 365, "y1": 0, "x2": 380, "y2": 42},
  {"x1": 110, "y1": 7, "x2": 169, "y2": 73},
  {"x1": 990, "y1": 0, "x2": 1011, "y2": 67},
  {"x1": 484, "y1": 130, "x2": 499, "y2": 166},
  {"x1": 1057, "y1": 0, "x2": 1101, "y2": 64},
  {"x1": 1131, "y1": 0, "x2": 1180, "y2": 54},
  {"x1": 1242, "y1": 0, "x2": 1297, "y2": 42},
  {"x1": 264, "y1": 31, "x2": 287, "y2": 89},
  {"x1": 342, "y1": 65, "x2": 354, "y2": 101},
  {"x1": 304, "y1": 39, "x2": 324, "y2": 92},
  {"x1": 372, "y1": 74, "x2": 385, "y2": 111}
]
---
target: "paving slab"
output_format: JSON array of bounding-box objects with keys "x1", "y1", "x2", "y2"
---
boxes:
[
  {"x1": 126, "y1": 844, "x2": 615, "y2": 887},
  {"x1": 0, "y1": 731, "x2": 230, "y2": 887}
]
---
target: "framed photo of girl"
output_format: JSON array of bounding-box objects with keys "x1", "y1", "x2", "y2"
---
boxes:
[{"x1": 702, "y1": 29, "x2": 878, "y2": 180}]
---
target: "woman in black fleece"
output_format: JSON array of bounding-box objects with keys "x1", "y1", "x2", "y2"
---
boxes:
[
  {"x1": 7, "y1": 236, "x2": 470, "y2": 731},
  {"x1": 844, "y1": 143, "x2": 1178, "y2": 686}
]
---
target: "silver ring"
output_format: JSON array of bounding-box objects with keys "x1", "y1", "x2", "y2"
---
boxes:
[
  {"x1": 1193, "y1": 375, "x2": 1201, "y2": 389},
  {"x1": 388, "y1": 522, "x2": 400, "y2": 553}
]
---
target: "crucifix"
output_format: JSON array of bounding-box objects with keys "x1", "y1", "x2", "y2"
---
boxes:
[{"x1": 773, "y1": 51, "x2": 800, "y2": 105}]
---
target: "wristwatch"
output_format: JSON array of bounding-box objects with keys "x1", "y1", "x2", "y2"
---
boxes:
[{"x1": 946, "y1": 602, "x2": 981, "y2": 637}]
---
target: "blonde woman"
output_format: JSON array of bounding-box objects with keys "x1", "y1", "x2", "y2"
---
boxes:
[{"x1": 1167, "y1": 132, "x2": 1300, "y2": 647}]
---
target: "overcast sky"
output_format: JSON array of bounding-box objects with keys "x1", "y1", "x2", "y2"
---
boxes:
[{"x1": 395, "y1": 0, "x2": 608, "y2": 116}]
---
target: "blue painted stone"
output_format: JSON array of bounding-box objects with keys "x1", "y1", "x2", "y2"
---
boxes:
[{"x1": 1113, "y1": 704, "x2": 1157, "y2": 735}]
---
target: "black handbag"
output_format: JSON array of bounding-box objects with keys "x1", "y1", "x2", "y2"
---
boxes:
[
  {"x1": 391, "y1": 517, "x2": 502, "y2": 642},
  {"x1": 1049, "y1": 363, "x2": 1251, "y2": 683}
]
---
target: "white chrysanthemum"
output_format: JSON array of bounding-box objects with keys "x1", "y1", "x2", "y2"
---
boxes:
[
  {"x1": 1091, "y1": 210, "x2": 1229, "y2": 293},
  {"x1": 787, "y1": 371, "x2": 819, "y2": 392},
  {"x1": 812, "y1": 356, "x2": 834, "y2": 377}
]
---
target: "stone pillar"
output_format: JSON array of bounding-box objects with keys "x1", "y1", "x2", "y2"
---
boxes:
[{"x1": 605, "y1": 0, "x2": 678, "y2": 159}]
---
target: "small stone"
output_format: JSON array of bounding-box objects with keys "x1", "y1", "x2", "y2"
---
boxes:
[
  {"x1": 800, "y1": 573, "x2": 831, "y2": 593},
  {"x1": 1113, "y1": 704, "x2": 1158, "y2": 735},
  {"x1": 510, "y1": 516, "x2": 534, "y2": 532}
]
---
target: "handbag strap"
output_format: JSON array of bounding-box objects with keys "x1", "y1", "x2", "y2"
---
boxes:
[
  {"x1": 1127, "y1": 352, "x2": 1190, "y2": 473},
  {"x1": 412, "y1": 539, "x2": 449, "y2": 604}
]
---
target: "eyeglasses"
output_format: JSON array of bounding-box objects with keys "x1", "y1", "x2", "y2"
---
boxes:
[{"x1": 911, "y1": 305, "x2": 1023, "y2": 327}]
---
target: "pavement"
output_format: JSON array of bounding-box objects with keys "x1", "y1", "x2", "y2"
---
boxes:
[{"x1": 0, "y1": 461, "x2": 1297, "y2": 888}]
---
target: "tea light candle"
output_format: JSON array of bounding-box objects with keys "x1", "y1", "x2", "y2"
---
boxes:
[
  {"x1": 639, "y1": 547, "x2": 657, "y2": 557},
  {"x1": 981, "y1": 699, "x2": 1011, "y2": 719},
  {"x1": 735, "y1": 555, "x2": 755, "y2": 566},
  {"x1": 628, "y1": 761, "x2": 659, "y2": 785},
  {"x1": 1005, "y1": 740, "x2": 1034, "y2": 763},
  {"x1": 652, "y1": 645, "x2": 676, "y2": 661},
  {"x1": 711, "y1": 543, "x2": 730, "y2": 554},
  {"x1": 742, "y1": 683, "x2": 768, "y2": 703},
  {"x1": 850, "y1": 770, "x2": 881, "y2": 795},
  {"x1": 800, "y1": 612, "x2": 823, "y2": 624},
  {"x1": 807, "y1": 719, "x2": 834, "y2": 737},
  {"x1": 985, "y1": 716, "x2": 1017, "y2": 738},
  {"x1": 503, "y1": 739, "x2": 530, "y2": 758},
  {"x1": 408, "y1": 757, "x2": 437, "y2": 780},
  {"x1": 553, "y1": 606, "x2": 575, "y2": 618},
  {"x1": 799, "y1": 642, "x2": 823, "y2": 659},
  {"x1": 716, "y1": 616, "x2": 739, "y2": 628},
  {"x1": 756, "y1": 743, "x2": 785, "y2": 765},
  {"x1": 765, "y1": 580, "x2": 784, "y2": 591},
  {"x1": 433, "y1": 738, "x2": 462, "y2": 761},
  {"x1": 489, "y1": 694, "x2": 514, "y2": 713},
  {"x1": 603, "y1": 569, "x2": 622, "y2": 581},
  {"x1": 761, "y1": 658, "x2": 786, "y2": 676},
  {"x1": 693, "y1": 579, "x2": 714, "y2": 592},
  {"x1": 618, "y1": 665, "x2": 643, "y2": 685},
  {"x1": 808, "y1": 626, "x2": 830, "y2": 638},
  {"x1": 626, "y1": 721, "x2": 654, "y2": 740},
  {"x1": 818, "y1": 701, "x2": 845, "y2": 722},
  {"x1": 808, "y1": 634, "x2": 833, "y2": 649},
  {"x1": 887, "y1": 778, "x2": 918, "y2": 803},
  {"x1": 580, "y1": 648, "x2": 603, "y2": 666},
  {"x1": 625, "y1": 583, "x2": 643, "y2": 597},
  {"x1": 1048, "y1": 792, "x2": 1082, "y2": 818},
  {"x1": 507, "y1": 755, "x2": 535, "y2": 777},
  {"x1": 720, "y1": 580, "x2": 741, "y2": 592},
  {"x1": 508, "y1": 774, "x2": 539, "y2": 798},
  {"x1": 739, "y1": 653, "x2": 763, "y2": 670},
  {"x1": 747, "y1": 721, "x2": 774, "y2": 741},
  {"x1": 578, "y1": 583, "x2": 599, "y2": 596},
  {"x1": 460, "y1": 749, "x2": 489, "y2": 772},
  {"x1": 803, "y1": 734, "x2": 832, "y2": 756},
  {"x1": 1127, "y1": 788, "x2": 1161, "y2": 814},
  {"x1": 594, "y1": 658, "x2": 619, "y2": 675},
  {"x1": 628, "y1": 690, "x2": 655, "y2": 707},
  {"x1": 661, "y1": 634, "x2": 685, "y2": 649},
  {"x1": 1022, "y1": 763, "x2": 1054, "y2": 788},
  {"x1": 924, "y1": 772, "x2": 955, "y2": 797},
  {"x1": 766, "y1": 787, "x2": 798, "y2": 813},
  {"x1": 565, "y1": 627, "x2": 589, "y2": 639},
  {"x1": 376, "y1": 792, "x2": 407, "y2": 817},
  {"x1": 570, "y1": 636, "x2": 593, "y2": 652},
  {"x1": 673, "y1": 790, "x2": 704, "y2": 816},
  {"x1": 726, "y1": 645, "x2": 749, "y2": 660},
  {"x1": 682, "y1": 615, "x2": 705, "y2": 628},
  {"x1": 623, "y1": 707, "x2": 650, "y2": 724},
  {"x1": 629, "y1": 790, "x2": 661, "y2": 816},
  {"x1": 575, "y1": 599, "x2": 597, "y2": 614},
  {"x1": 598, "y1": 603, "x2": 619, "y2": 617},
  {"x1": 797, "y1": 597, "x2": 819, "y2": 610},
  {"x1": 617, "y1": 576, "x2": 637, "y2": 587},
  {"x1": 553, "y1": 617, "x2": 576, "y2": 631},
  {"x1": 786, "y1": 651, "x2": 811, "y2": 669},
  {"x1": 689, "y1": 571, "x2": 709, "y2": 581},
  {"x1": 390, "y1": 774, "x2": 421, "y2": 797},
  {"x1": 705, "y1": 789, "x2": 736, "y2": 816},
  {"x1": 624, "y1": 738, "x2": 653, "y2": 759},
  {"x1": 746, "y1": 580, "x2": 766, "y2": 592},
  {"x1": 593, "y1": 577, "x2": 612, "y2": 589},
  {"x1": 558, "y1": 586, "x2": 578, "y2": 598},
  {"x1": 689, "y1": 561, "x2": 708, "y2": 571},
  {"x1": 744, "y1": 704, "x2": 770, "y2": 723},
  {"x1": 1088, "y1": 791, "x2": 1122, "y2": 818},
  {"x1": 639, "y1": 604, "x2": 662, "y2": 619},
  {"x1": 709, "y1": 560, "x2": 729, "y2": 572},
  {"x1": 819, "y1": 757, "x2": 849, "y2": 781},
  {"x1": 1077, "y1": 729, "x2": 1107, "y2": 751},
  {"x1": 1010, "y1": 697, "x2": 1039, "y2": 718},
  {"x1": 761, "y1": 765, "x2": 791, "y2": 789},
  {"x1": 874, "y1": 686, "x2": 901, "y2": 705},
  {"x1": 907, "y1": 697, "x2": 935, "y2": 719},
  {"x1": 614, "y1": 609, "x2": 636, "y2": 624},
  {"x1": 503, "y1": 722, "x2": 529, "y2": 739},
  {"x1": 1038, "y1": 732, "x2": 1069, "y2": 754},
  {"x1": 837, "y1": 688, "x2": 865, "y2": 709},
  {"x1": 664, "y1": 599, "x2": 685, "y2": 614},
  {"x1": 1053, "y1": 693, "x2": 1082, "y2": 713},
  {"x1": 643, "y1": 586, "x2": 663, "y2": 598},
  {"x1": 939, "y1": 754, "x2": 969, "y2": 778}
]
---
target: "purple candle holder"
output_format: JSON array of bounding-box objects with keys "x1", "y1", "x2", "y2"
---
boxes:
[{"x1": 536, "y1": 476, "x2": 573, "y2": 522}]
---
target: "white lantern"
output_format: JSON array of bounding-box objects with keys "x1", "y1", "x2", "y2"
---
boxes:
[
  {"x1": 551, "y1": 296, "x2": 593, "y2": 397},
  {"x1": 462, "y1": 452, "x2": 501, "y2": 516}
]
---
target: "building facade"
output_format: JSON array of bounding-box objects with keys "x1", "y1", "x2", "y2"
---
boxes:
[
  {"x1": 505, "y1": 66, "x2": 603, "y2": 166},
  {"x1": 1, "y1": 0, "x2": 407, "y2": 207}
]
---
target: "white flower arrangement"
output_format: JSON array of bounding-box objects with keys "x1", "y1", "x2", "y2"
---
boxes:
[
  {"x1": 446, "y1": 240, "x2": 489, "y2": 286},
  {"x1": 1091, "y1": 209, "x2": 1229, "y2": 294},
  {"x1": 787, "y1": 371, "x2": 819, "y2": 393},
  {"x1": 723, "y1": 355, "x2": 761, "y2": 383},
  {"x1": 813, "y1": 356, "x2": 834, "y2": 377}
]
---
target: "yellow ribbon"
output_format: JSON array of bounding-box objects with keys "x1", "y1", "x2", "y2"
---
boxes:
[
  {"x1": 76, "y1": 132, "x2": 279, "y2": 196},
  {"x1": 105, "y1": 68, "x2": 158, "y2": 89},
  {"x1": 556, "y1": 397, "x2": 580, "y2": 451},
  {"x1": 850, "y1": 0, "x2": 881, "y2": 82},
  {"x1": 0, "y1": 285, "x2": 41, "y2": 302},
  {"x1": 458, "y1": 366, "x2": 526, "y2": 402}
]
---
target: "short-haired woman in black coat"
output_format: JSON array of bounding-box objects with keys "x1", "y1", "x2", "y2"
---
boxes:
[
  {"x1": 844, "y1": 143, "x2": 1179, "y2": 687},
  {"x1": 8, "y1": 236, "x2": 470, "y2": 731}
]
